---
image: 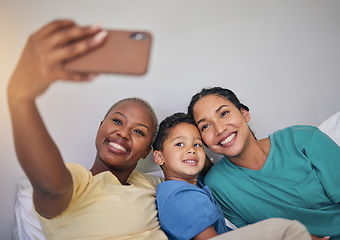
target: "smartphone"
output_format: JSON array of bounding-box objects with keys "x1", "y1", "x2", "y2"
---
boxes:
[{"x1": 64, "y1": 30, "x2": 152, "y2": 75}]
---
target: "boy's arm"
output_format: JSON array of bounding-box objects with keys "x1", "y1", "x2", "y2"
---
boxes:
[
  {"x1": 193, "y1": 225, "x2": 218, "y2": 240},
  {"x1": 7, "y1": 20, "x2": 107, "y2": 218}
]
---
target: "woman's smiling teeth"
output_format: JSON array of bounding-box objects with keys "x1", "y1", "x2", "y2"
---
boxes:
[
  {"x1": 219, "y1": 133, "x2": 236, "y2": 145},
  {"x1": 109, "y1": 142, "x2": 127, "y2": 152}
]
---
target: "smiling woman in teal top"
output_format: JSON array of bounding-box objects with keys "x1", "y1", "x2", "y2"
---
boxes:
[{"x1": 188, "y1": 87, "x2": 340, "y2": 240}]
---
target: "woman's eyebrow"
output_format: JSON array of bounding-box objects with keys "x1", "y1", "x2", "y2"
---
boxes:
[
  {"x1": 196, "y1": 104, "x2": 229, "y2": 125},
  {"x1": 111, "y1": 112, "x2": 150, "y2": 131},
  {"x1": 197, "y1": 118, "x2": 206, "y2": 126},
  {"x1": 216, "y1": 104, "x2": 229, "y2": 112},
  {"x1": 138, "y1": 123, "x2": 150, "y2": 132},
  {"x1": 113, "y1": 111, "x2": 127, "y2": 119}
]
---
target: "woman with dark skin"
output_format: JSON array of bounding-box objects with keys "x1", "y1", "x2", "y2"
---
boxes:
[{"x1": 7, "y1": 19, "x2": 167, "y2": 239}]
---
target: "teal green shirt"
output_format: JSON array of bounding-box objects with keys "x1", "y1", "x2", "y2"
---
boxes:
[{"x1": 204, "y1": 125, "x2": 340, "y2": 239}]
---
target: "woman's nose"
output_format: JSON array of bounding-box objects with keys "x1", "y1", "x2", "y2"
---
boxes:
[
  {"x1": 214, "y1": 121, "x2": 226, "y2": 136},
  {"x1": 117, "y1": 128, "x2": 130, "y2": 140}
]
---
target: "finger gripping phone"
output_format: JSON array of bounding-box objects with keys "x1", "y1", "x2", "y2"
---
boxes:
[{"x1": 64, "y1": 30, "x2": 152, "y2": 75}]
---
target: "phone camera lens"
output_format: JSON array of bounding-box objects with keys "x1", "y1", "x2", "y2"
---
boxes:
[{"x1": 130, "y1": 33, "x2": 147, "y2": 41}]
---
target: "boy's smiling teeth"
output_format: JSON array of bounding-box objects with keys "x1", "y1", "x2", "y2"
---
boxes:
[
  {"x1": 220, "y1": 133, "x2": 236, "y2": 145},
  {"x1": 109, "y1": 142, "x2": 127, "y2": 152},
  {"x1": 184, "y1": 160, "x2": 197, "y2": 163}
]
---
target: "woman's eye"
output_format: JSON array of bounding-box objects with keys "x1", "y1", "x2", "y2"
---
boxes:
[
  {"x1": 201, "y1": 124, "x2": 209, "y2": 132},
  {"x1": 134, "y1": 129, "x2": 145, "y2": 136},
  {"x1": 175, "y1": 142, "x2": 184, "y2": 147},
  {"x1": 113, "y1": 119, "x2": 122, "y2": 125},
  {"x1": 221, "y1": 111, "x2": 229, "y2": 118}
]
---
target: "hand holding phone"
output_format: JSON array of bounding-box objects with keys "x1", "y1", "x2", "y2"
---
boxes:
[{"x1": 64, "y1": 30, "x2": 152, "y2": 75}]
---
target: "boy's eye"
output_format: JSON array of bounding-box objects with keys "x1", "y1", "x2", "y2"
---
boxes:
[
  {"x1": 134, "y1": 129, "x2": 145, "y2": 136},
  {"x1": 175, "y1": 142, "x2": 184, "y2": 147},
  {"x1": 194, "y1": 143, "x2": 202, "y2": 147}
]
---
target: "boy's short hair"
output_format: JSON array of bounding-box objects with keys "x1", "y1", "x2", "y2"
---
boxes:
[{"x1": 152, "y1": 112, "x2": 196, "y2": 151}]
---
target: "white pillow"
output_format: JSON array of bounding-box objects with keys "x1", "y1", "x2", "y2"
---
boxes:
[
  {"x1": 14, "y1": 178, "x2": 45, "y2": 240},
  {"x1": 318, "y1": 111, "x2": 340, "y2": 146}
]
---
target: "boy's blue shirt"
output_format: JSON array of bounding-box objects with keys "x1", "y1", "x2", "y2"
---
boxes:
[{"x1": 156, "y1": 176, "x2": 231, "y2": 240}]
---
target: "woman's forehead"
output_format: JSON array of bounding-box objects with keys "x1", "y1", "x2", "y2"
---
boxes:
[
  {"x1": 195, "y1": 95, "x2": 231, "y2": 109},
  {"x1": 193, "y1": 95, "x2": 235, "y2": 122},
  {"x1": 109, "y1": 101, "x2": 154, "y2": 124}
]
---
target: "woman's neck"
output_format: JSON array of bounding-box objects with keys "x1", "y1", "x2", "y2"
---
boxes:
[
  {"x1": 227, "y1": 137, "x2": 271, "y2": 170},
  {"x1": 90, "y1": 158, "x2": 134, "y2": 185}
]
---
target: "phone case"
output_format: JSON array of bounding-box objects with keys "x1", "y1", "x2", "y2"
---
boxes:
[{"x1": 64, "y1": 30, "x2": 152, "y2": 75}]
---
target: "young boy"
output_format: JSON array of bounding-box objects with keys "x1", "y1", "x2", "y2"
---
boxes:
[
  {"x1": 152, "y1": 112, "x2": 232, "y2": 240},
  {"x1": 152, "y1": 112, "x2": 315, "y2": 240}
]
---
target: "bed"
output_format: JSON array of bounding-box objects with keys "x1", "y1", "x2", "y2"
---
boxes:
[{"x1": 13, "y1": 112, "x2": 339, "y2": 240}]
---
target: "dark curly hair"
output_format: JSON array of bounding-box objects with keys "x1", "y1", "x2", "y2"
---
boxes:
[{"x1": 152, "y1": 112, "x2": 196, "y2": 151}]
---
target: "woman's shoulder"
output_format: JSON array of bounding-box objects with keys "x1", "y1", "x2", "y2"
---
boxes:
[
  {"x1": 271, "y1": 125, "x2": 319, "y2": 141},
  {"x1": 129, "y1": 170, "x2": 164, "y2": 189},
  {"x1": 275, "y1": 125, "x2": 317, "y2": 134},
  {"x1": 65, "y1": 163, "x2": 92, "y2": 180},
  {"x1": 269, "y1": 125, "x2": 333, "y2": 153}
]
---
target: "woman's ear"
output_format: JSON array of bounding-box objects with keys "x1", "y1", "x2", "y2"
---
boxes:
[
  {"x1": 97, "y1": 121, "x2": 104, "y2": 129},
  {"x1": 96, "y1": 121, "x2": 104, "y2": 134},
  {"x1": 153, "y1": 150, "x2": 164, "y2": 166},
  {"x1": 142, "y1": 146, "x2": 152, "y2": 159},
  {"x1": 241, "y1": 108, "x2": 251, "y2": 123}
]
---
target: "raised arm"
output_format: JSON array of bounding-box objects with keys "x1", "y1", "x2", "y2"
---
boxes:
[{"x1": 7, "y1": 20, "x2": 107, "y2": 218}]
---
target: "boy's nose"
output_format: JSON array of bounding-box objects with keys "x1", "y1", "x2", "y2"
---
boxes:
[{"x1": 187, "y1": 148, "x2": 196, "y2": 154}]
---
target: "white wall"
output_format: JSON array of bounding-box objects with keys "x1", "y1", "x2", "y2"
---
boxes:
[{"x1": 1, "y1": 0, "x2": 339, "y2": 238}]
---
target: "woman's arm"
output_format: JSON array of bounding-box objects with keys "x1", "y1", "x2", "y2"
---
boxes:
[
  {"x1": 7, "y1": 19, "x2": 107, "y2": 218},
  {"x1": 308, "y1": 127, "x2": 340, "y2": 203}
]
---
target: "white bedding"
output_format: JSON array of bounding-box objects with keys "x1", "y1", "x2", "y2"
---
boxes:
[
  {"x1": 13, "y1": 112, "x2": 339, "y2": 240},
  {"x1": 318, "y1": 111, "x2": 340, "y2": 146},
  {"x1": 13, "y1": 179, "x2": 45, "y2": 240}
]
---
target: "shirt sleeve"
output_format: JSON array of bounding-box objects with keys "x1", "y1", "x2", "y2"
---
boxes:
[
  {"x1": 65, "y1": 163, "x2": 92, "y2": 202},
  {"x1": 220, "y1": 203, "x2": 249, "y2": 228},
  {"x1": 157, "y1": 182, "x2": 220, "y2": 240},
  {"x1": 306, "y1": 127, "x2": 340, "y2": 203}
]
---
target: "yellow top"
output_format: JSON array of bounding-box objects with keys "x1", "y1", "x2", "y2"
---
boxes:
[{"x1": 37, "y1": 163, "x2": 167, "y2": 240}]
